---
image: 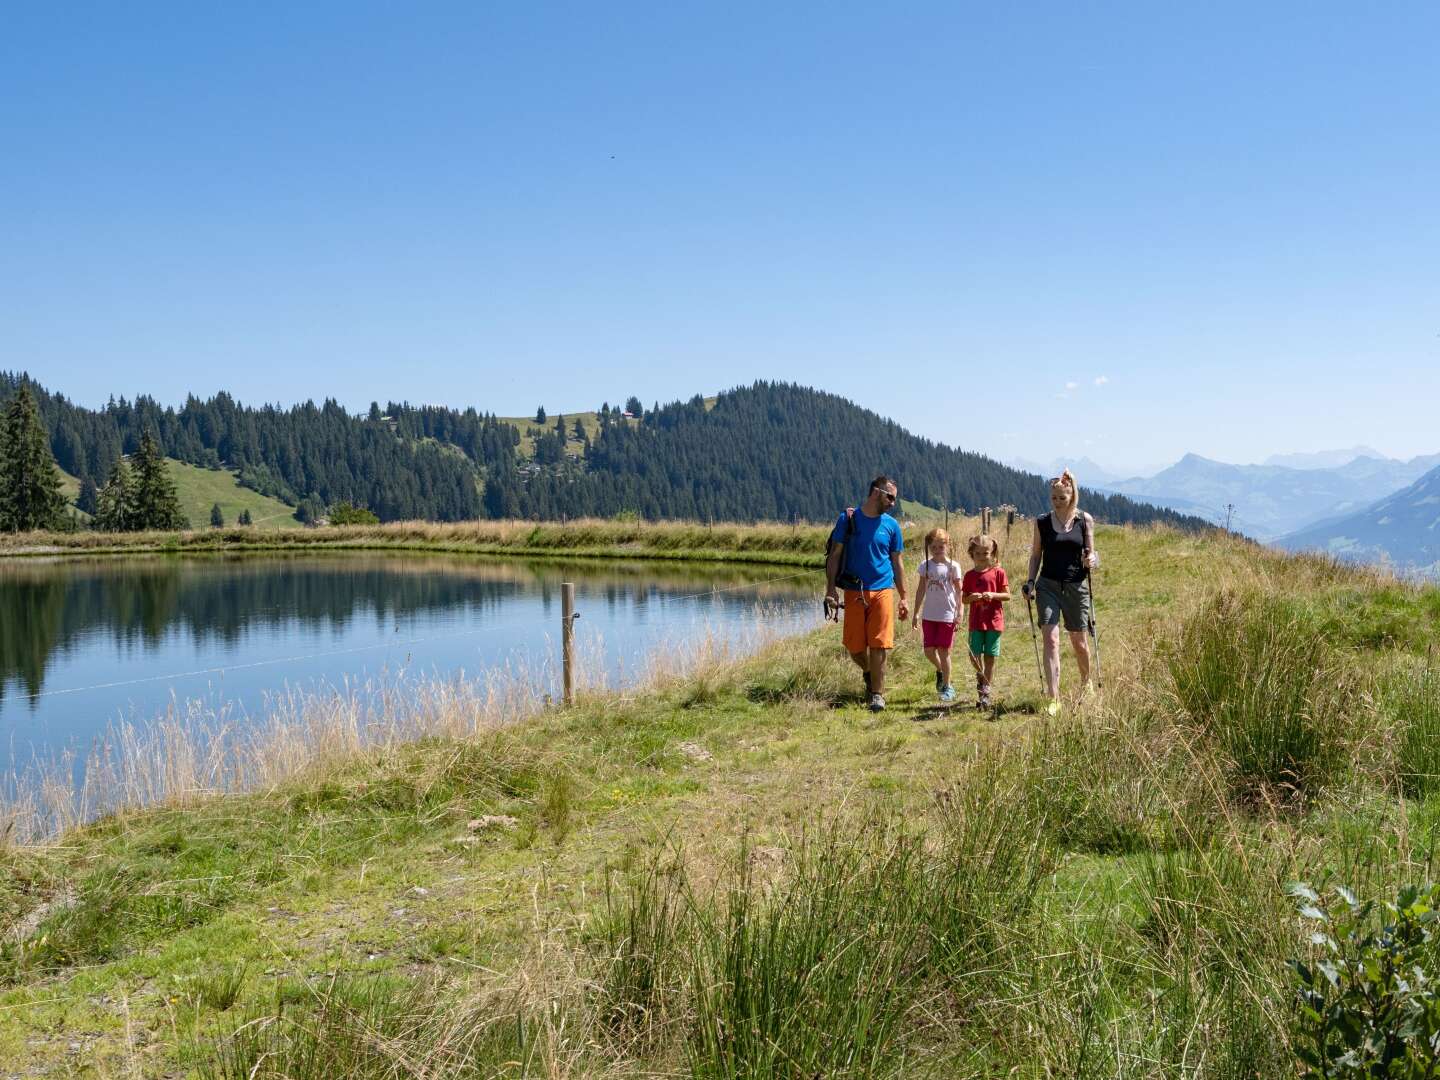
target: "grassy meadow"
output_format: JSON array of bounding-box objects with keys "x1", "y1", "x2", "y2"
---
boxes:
[
  {"x1": 2, "y1": 520, "x2": 1440, "y2": 1076},
  {"x1": 58, "y1": 460, "x2": 302, "y2": 531}
]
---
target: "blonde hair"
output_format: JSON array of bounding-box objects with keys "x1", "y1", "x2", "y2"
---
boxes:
[
  {"x1": 1050, "y1": 469, "x2": 1079, "y2": 512},
  {"x1": 923, "y1": 527, "x2": 952, "y2": 557},
  {"x1": 968, "y1": 534, "x2": 1000, "y2": 561}
]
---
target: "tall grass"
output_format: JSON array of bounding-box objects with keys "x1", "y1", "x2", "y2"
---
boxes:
[
  {"x1": 198, "y1": 976, "x2": 574, "y2": 1080},
  {"x1": 1388, "y1": 665, "x2": 1440, "y2": 797},
  {"x1": 1168, "y1": 590, "x2": 1349, "y2": 801}
]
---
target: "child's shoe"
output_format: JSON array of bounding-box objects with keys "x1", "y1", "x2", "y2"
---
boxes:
[
  {"x1": 1045, "y1": 699, "x2": 1061, "y2": 717},
  {"x1": 939, "y1": 684, "x2": 956, "y2": 703},
  {"x1": 978, "y1": 683, "x2": 992, "y2": 708},
  {"x1": 869, "y1": 694, "x2": 887, "y2": 713}
]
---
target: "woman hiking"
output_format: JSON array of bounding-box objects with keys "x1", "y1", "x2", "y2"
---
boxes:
[{"x1": 1021, "y1": 469, "x2": 1098, "y2": 715}]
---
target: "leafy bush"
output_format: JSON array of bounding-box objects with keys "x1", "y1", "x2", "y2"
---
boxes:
[
  {"x1": 328, "y1": 501, "x2": 380, "y2": 525},
  {"x1": 1290, "y1": 881, "x2": 1440, "y2": 1078},
  {"x1": 1169, "y1": 591, "x2": 1346, "y2": 799}
]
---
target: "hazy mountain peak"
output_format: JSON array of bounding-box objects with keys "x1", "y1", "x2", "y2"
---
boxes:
[{"x1": 1264, "y1": 446, "x2": 1388, "y2": 470}]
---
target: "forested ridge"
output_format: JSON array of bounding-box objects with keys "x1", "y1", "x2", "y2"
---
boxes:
[{"x1": 4, "y1": 373, "x2": 1205, "y2": 529}]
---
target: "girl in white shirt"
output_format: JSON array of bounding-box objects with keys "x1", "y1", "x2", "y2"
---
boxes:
[{"x1": 911, "y1": 527, "x2": 963, "y2": 702}]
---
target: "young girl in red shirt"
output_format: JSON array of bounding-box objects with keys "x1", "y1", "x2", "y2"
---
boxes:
[{"x1": 962, "y1": 534, "x2": 1012, "y2": 708}]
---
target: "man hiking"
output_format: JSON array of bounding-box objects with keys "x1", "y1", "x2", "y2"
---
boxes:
[{"x1": 825, "y1": 475, "x2": 909, "y2": 712}]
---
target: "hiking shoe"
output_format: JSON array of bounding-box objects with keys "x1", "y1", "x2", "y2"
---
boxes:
[
  {"x1": 1045, "y1": 699, "x2": 1061, "y2": 717},
  {"x1": 939, "y1": 684, "x2": 956, "y2": 703},
  {"x1": 869, "y1": 694, "x2": 886, "y2": 713},
  {"x1": 935, "y1": 669, "x2": 945, "y2": 693}
]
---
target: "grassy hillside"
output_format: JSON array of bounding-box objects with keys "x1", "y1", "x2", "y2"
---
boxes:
[
  {"x1": 164, "y1": 459, "x2": 302, "y2": 529},
  {"x1": 3, "y1": 525, "x2": 1439, "y2": 1075},
  {"x1": 54, "y1": 459, "x2": 300, "y2": 530},
  {"x1": 498, "y1": 397, "x2": 716, "y2": 458}
]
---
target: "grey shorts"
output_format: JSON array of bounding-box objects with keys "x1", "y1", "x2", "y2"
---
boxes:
[{"x1": 1036, "y1": 576, "x2": 1091, "y2": 632}]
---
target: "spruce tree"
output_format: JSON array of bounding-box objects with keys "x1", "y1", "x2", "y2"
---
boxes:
[
  {"x1": 0, "y1": 385, "x2": 66, "y2": 532},
  {"x1": 131, "y1": 430, "x2": 188, "y2": 530},
  {"x1": 94, "y1": 459, "x2": 135, "y2": 532},
  {"x1": 238, "y1": 508, "x2": 253, "y2": 526},
  {"x1": 210, "y1": 502, "x2": 224, "y2": 527},
  {"x1": 77, "y1": 473, "x2": 99, "y2": 516},
  {"x1": 535, "y1": 406, "x2": 547, "y2": 424}
]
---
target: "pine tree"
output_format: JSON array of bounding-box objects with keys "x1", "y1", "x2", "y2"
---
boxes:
[
  {"x1": 535, "y1": 406, "x2": 547, "y2": 424},
  {"x1": 210, "y1": 502, "x2": 224, "y2": 527},
  {"x1": 624, "y1": 396, "x2": 643, "y2": 418},
  {"x1": 238, "y1": 508, "x2": 253, "y2": 526},
  {"x1": 0, "y1": 385, "x2": 66, "y2": 532},
  {"x1": 94, "y1": 459, "x2": 135, "y2": 532},
  {"x1": 77, "y1": 473, "x2": 99, "y2": 516},
  {"x1": 131, "y1": 429, "x2": 188, "y2": 530}
]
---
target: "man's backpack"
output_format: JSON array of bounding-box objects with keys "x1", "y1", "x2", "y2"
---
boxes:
[{"x1": 826, "y1": 507, "x2": 864, "y2": 591}]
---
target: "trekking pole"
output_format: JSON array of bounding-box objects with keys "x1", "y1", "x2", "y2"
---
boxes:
[
  {"x1": 1024, "y1": 592, "x2": 1045, "y2": 694},
  {"x1": 1086, "y1": 565, "x2": 1102, "y2": 689},
  {"x1": 1080, "y1": 515, "x2": 1102, "y2": 690}
]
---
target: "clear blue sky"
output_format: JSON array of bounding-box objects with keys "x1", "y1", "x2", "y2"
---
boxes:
[{"x1": 4, "y1": 2, "x2": 1437, "y2": 473}]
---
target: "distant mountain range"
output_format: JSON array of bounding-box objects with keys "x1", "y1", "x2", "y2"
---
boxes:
[
  {"x1": 1262, "y1": 446, "x2": 1388, "y2": 470},
  {"x1": 1277, "y1": 464, "x2": 1440, "y2": 576},
  {"x1": 1091, "y1": 451, "x2": 1440, "y2": 542}
]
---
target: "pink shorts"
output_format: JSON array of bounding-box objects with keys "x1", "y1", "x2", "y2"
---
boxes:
[{"x1": 922, "y1": 620, "x2": 956, "y2": 649}]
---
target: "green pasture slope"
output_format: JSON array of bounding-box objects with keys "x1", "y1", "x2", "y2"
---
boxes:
[
  {"x1": 58, "y1": 459, "x2": 300, "y2": 530},
  {"x1": 163, "y1": 459, "x2": 301, "y2": 529},
  {"x1": 3, "y1": 521, "x2": 1440, "y2": 1076},
  {"x1": 498, "y1": 397, "x2": 717, "y2": 458}
]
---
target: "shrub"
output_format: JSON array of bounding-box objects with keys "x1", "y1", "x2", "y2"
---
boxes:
[
  {"x1": 1290, "y1": 881, "x2": 1440, "y2": 1078},
  {"x1": 328, "y1": 501, "x2": 380, "y2": 526},
  {"x1": 1169, "y1": 591, "x2": 1346, "y2": 800}
]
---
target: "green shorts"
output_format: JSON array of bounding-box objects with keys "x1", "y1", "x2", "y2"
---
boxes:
[{"x1": 968, "y1": 630, "x2": 1002, "y2": 658}]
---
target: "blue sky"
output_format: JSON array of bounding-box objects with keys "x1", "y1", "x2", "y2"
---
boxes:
[{"x1": 3, "y1": 2, "x2": 1437, "y2": 473}]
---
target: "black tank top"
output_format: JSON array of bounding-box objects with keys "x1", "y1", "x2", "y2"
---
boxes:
[{"x1": 1037, "y1": 513, "x2": 1088, "y2": 584}]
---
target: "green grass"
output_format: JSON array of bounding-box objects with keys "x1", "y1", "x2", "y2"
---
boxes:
[
  {"x1": 56, "y1": 458, "x2": 300, "y2": 530},
  {"x1": 163, "y1": 458, "x2": 302, "y2": 529},
  {"x1": 1, "y1": 523, "x2": 1439, "y2": 1075}
]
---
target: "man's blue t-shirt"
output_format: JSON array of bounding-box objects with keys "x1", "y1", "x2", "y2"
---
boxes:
[{"x1": 831, "y1": 509, "x2": 904, "y2": 590}]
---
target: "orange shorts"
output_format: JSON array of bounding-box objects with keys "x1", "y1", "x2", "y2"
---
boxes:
[{"x1": 843, "y1": 588, "x2": 895, "y2": 653}]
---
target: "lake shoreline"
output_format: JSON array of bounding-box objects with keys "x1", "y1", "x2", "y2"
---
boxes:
[{"x1": 0, "y1": 518, "x2": 849, "y2": 568}]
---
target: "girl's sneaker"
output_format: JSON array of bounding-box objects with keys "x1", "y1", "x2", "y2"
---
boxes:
[
  {"x1": 978, "y1": 684, "x2": 992, "y2": 708},
  {"x1": 869, "y1": 694, "x2": 887, "y2": 713},
  {"x1": 939, "y1": 684, "x2": 956, "y2": 703}
]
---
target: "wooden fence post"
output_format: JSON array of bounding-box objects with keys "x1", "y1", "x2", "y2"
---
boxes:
[{"x1": 561, "y1": 582, "x2": 576, "y2": 706}]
